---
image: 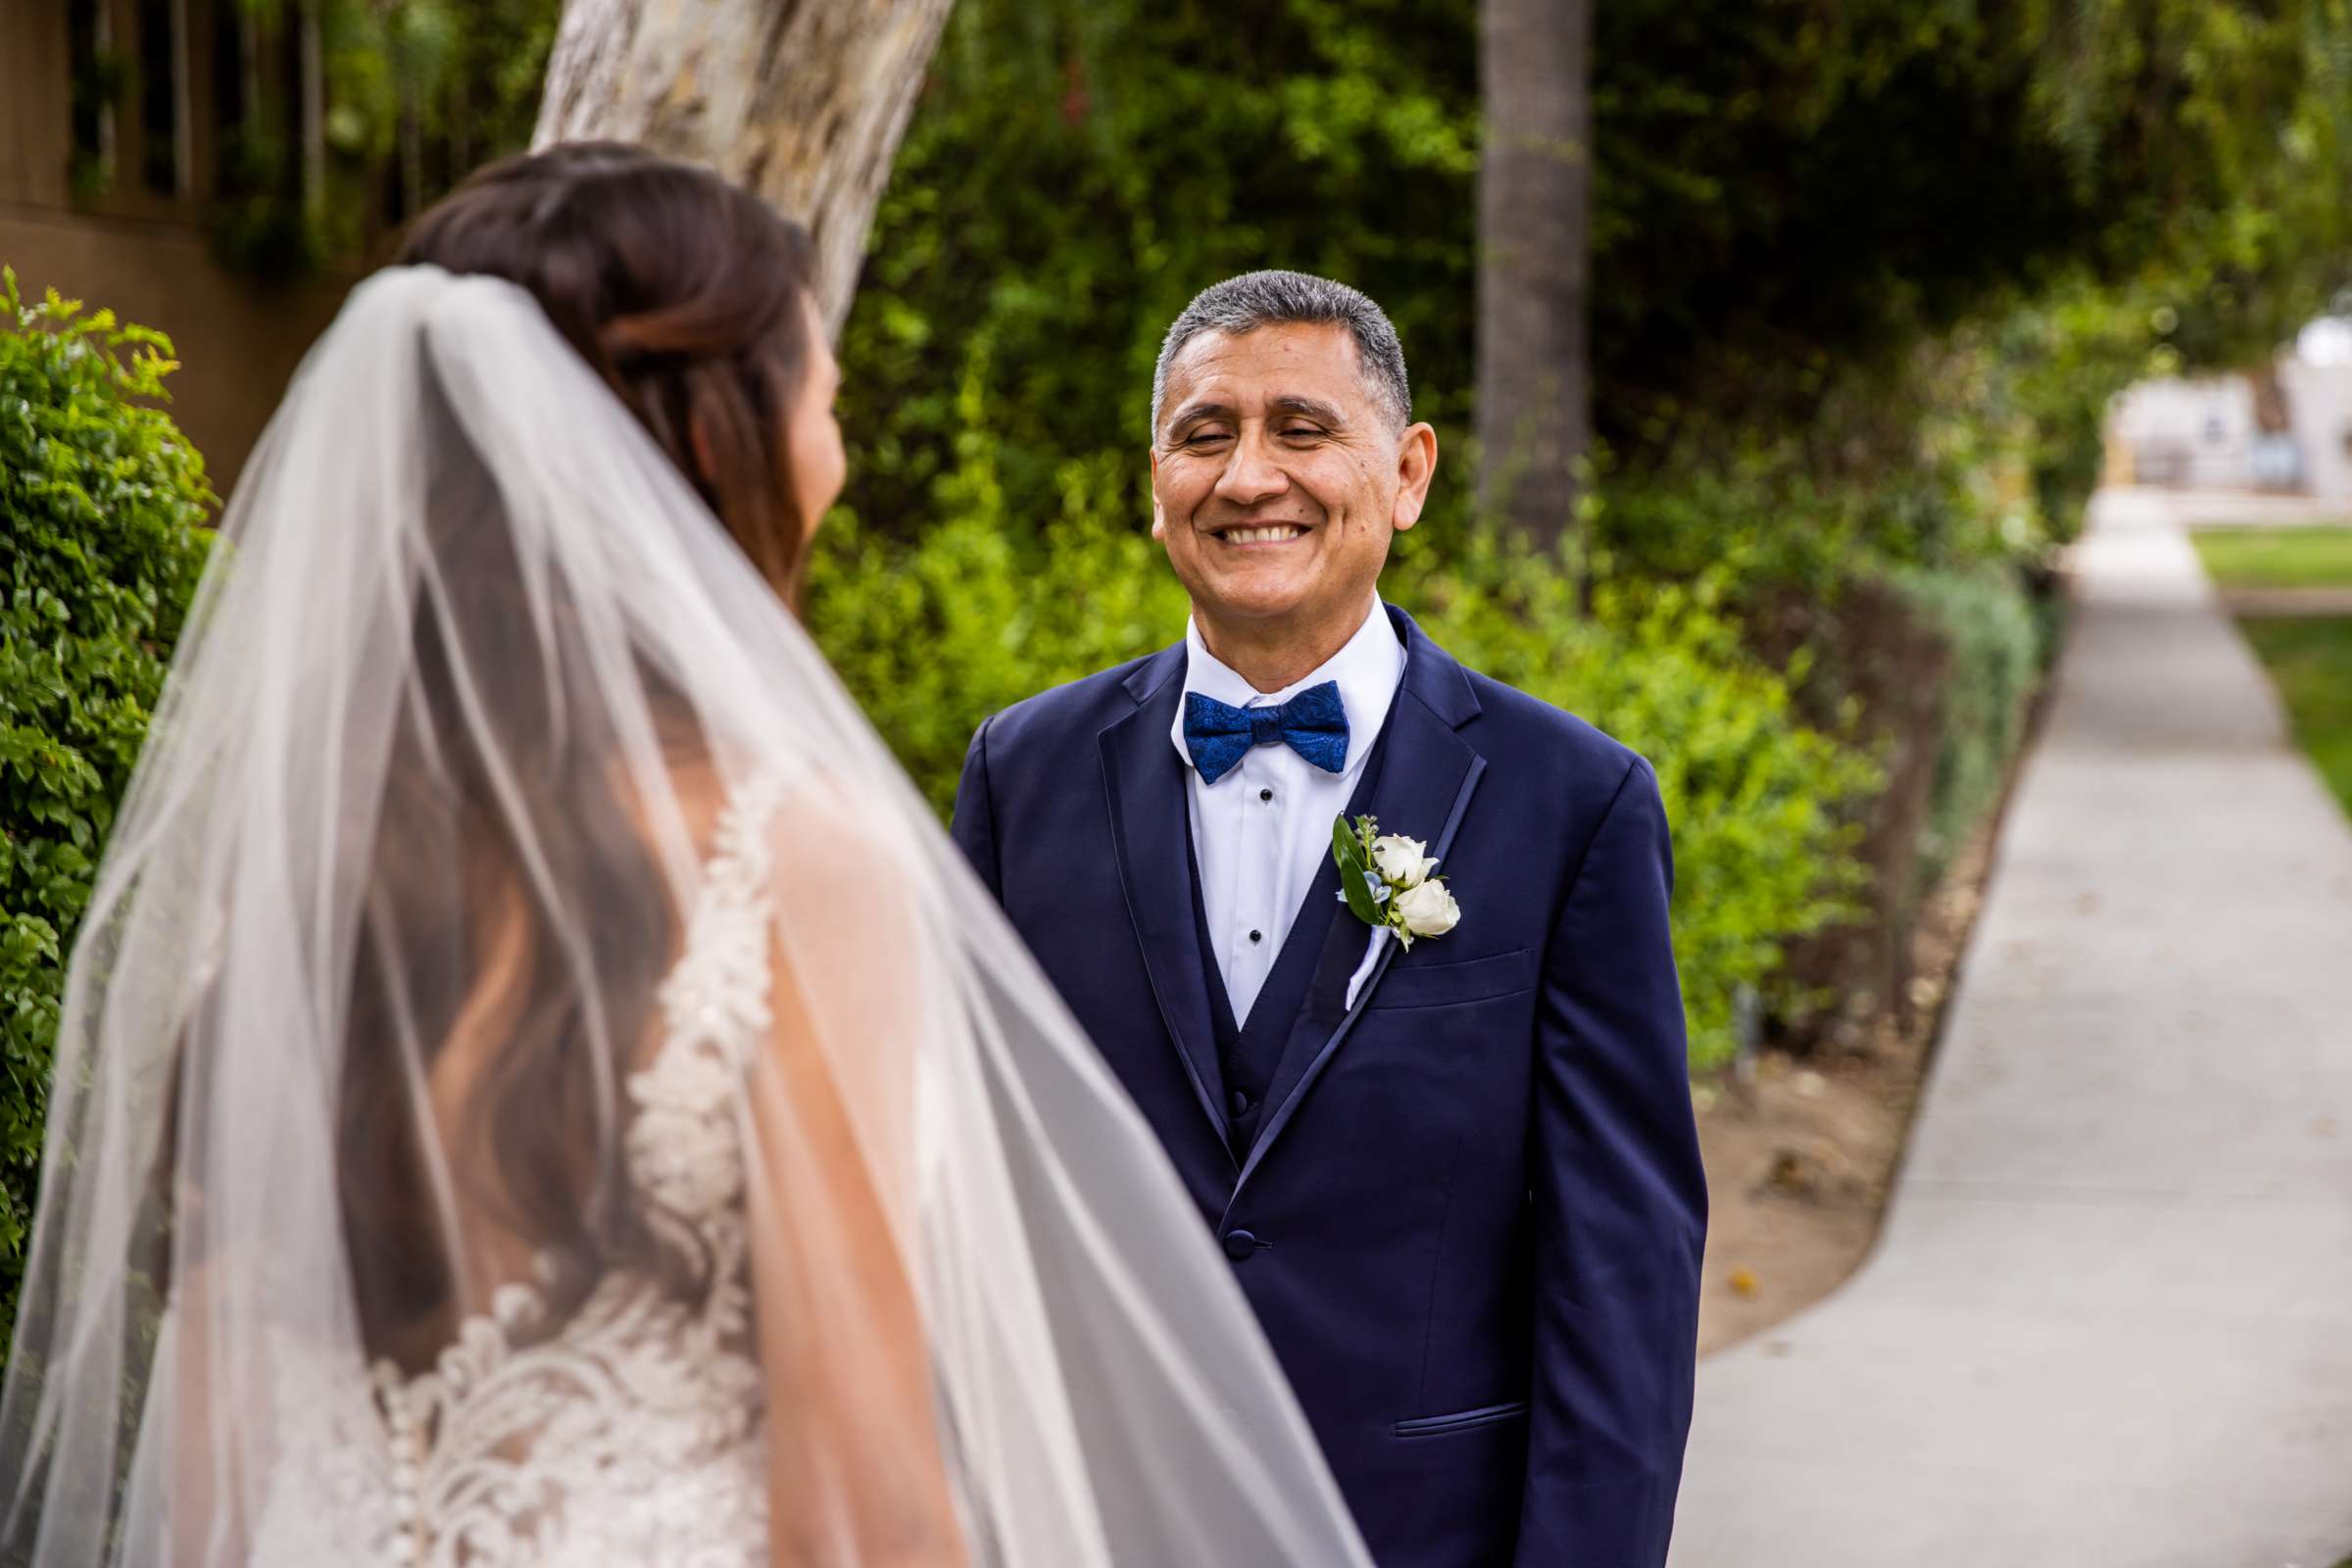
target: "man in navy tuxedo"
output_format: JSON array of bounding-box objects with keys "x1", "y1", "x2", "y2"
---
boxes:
[{"x1": 950, "y1": 271, "x2": 1705, "y2": 1567}]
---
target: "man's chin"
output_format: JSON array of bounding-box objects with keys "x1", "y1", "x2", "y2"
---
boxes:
[{"x1": 1195, "y1": 579, "x2": 1317, "y2": 624}]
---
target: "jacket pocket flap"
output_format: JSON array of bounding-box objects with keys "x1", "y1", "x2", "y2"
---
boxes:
[
  {"x1": 1369, "y1": 948, "x2": 1538, "y2": 1011},
  {"x1": 1393, "y1": 1399, "x2": 1530, "y2": 1438}
]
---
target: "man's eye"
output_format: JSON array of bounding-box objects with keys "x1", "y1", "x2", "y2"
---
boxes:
[
  {"x1": 1185, "y1": 432, "x2": 1232, "y2": 446},
  {"x1": 1280, "y1": 425, "x2": 1322, "y2": 439}
]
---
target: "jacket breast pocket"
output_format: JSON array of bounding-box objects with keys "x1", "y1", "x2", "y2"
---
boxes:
[{"x1": 1368, "y1": 948, "x2": 1538, "y2": 1012}]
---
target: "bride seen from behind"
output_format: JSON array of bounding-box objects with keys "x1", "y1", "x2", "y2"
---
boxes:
[{"x1": 0, "y1": 144, "x2": 1373, "y2": 1568}]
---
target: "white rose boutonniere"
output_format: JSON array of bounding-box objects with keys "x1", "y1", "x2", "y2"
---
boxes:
[
  {"x1": 1369, "y1": 834, "x2": 1440, "y2": 889},
  {"x1": 1393, "y1": 879, "x2": 1462, "y2": 939},
  {"x1": 1331, "y1": 813, "x2": 1460, "y2": 951}
]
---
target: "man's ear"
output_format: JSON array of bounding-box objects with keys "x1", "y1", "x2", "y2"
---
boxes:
[
  {"x1": 1149, "y1": 450, "x2": 1168, "y2": 540},
  {"x1": 1391, "y1": 422, "x2": 1440, "y2": 532}
]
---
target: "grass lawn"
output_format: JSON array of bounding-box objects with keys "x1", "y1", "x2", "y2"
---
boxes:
[
  {"x1": 2238, "y1": 615, "x2": 2352, "y2": 815},
  {"x1": 2191, "y1": 526, "x2": 2352, "y2": 589}
]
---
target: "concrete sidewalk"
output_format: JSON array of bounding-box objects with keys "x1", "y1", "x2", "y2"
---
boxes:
[
  {"x1": 1669, "y1": 489, "x2": 2352, "y2": 1568},
  {"x1": 2109, "y1": 485, "x2": 2352, "y2": 528}
]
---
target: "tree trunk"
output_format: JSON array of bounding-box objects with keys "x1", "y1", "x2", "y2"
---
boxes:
[
  {"x1": 298, "y1": 1, "x2": 325, "y2": 218},
  {"x1": 1475, "y1": 0, "x2": 1592, "y2": 559},
  {"x1": 534, "y1": 0, "x2": 955, "y2": 340}
]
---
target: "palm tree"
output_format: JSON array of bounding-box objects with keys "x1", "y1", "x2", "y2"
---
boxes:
[{"x1": 1476, "y1": 0, "x2": 1591, "y2": 561}]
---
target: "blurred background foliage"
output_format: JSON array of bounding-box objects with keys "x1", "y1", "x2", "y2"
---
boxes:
[
  {"x1": 837, "y1": 0, "x2": 2352, "y2": 551},
  {"x1": 195, "y1": 0, "x2": 559, "y2": 277}
]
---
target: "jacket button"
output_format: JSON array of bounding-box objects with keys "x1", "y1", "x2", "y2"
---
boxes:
[
  {"x1": 1227, "y1": 1088, "x2": 1251, "y2": 1117},
  {"x1": 1221, "y1": 1229, "x2": 1258, "y2": 1261}
]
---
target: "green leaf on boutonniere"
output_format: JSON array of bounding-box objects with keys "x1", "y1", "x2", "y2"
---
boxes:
[{"x1": 1332, "y1": 812, "x2": 1383, "y2": 927}]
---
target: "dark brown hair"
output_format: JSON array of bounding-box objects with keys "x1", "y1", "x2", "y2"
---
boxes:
[
  {"x1": 334, "y1": 145, "x2": 824, "y2": 1364},
  {"x1": 397, "y1": 140, "x2": 821, "y2": 600}
]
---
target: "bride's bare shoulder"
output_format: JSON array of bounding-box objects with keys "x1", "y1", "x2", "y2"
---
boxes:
[
  {"x1": 760, "y1": 769, "x2": 926, "y2": 891},
  {"x1": 649, "y1": 748, "x2": 928, "y2": 912}
]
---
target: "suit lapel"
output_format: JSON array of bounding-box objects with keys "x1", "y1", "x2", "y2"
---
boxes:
[
  {"x1": 1099, "y1": 645, "x2": 1233, "y2": 1161},
  {"x1": 1233, "y1": 611, "x2": 1488, "y2": 1194}
]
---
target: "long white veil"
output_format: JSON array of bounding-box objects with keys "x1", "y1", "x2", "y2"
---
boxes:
[{"x1": 0, "y1": 266, "x2": 1371, "y2": 1566}]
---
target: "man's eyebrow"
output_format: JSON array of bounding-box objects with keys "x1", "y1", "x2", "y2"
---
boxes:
[
  {"x1": 1267, "y1": 395, "x2": 1348, "y2": 427},
  {"x1": 1163, "y1": 399, "x2": 1236, "y2": 433}
]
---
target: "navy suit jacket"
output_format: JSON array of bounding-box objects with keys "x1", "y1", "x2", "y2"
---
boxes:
[{"x1": 950, "y1": 607, "x2": 1706, "y2": 1567}]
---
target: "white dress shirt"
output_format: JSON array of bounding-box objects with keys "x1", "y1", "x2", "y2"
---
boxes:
[{"x1": 1171, "y1": 597, "x2": 1406, "y2": 1023}]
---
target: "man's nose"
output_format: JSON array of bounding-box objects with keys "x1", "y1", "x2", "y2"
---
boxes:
[{"x1": 1211, "y1": 427, "x2": 1291, "y2": 507}]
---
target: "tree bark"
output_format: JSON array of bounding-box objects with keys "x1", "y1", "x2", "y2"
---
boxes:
[
  {"x1": 299, "y1": 1, "x2": 325, "y2": 218},
  {"x1": 534, "y1": 0, "x2": 955, "y2": 340},
  {"x1": 1476, "y1": 0, "x2": 1592, "y2": 559}
]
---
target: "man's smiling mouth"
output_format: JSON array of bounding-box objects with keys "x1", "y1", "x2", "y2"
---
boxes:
[{"x1": 1213, "y1": 523, "x2": 1308, "y2": 544}]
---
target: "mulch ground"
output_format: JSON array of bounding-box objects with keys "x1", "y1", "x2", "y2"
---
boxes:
[
  {"x1": 1688, "y1": 621, "x2": 2066, "y2": 1355},
  {"x1": 1690, "y1": 810, "x2": 1994, "y2": 1354}
]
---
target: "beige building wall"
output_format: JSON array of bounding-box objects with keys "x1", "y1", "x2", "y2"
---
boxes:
[
  {"x1": 1, "y1": 0, "x2": 353, "y2": 496},
  {"x1": 1, "y1": 207, "x2": 351, "y2": 495},
  {"x1": 2106, "y1": 375, "x2": 2262, "y2": 490}
]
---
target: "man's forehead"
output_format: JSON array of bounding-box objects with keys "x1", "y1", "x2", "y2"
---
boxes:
[{"x1": 1163, "y1": 320, "x2": 1367, "y2": 401}]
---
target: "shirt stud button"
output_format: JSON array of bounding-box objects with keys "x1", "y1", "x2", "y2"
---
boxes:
[
  {"x1": 1259, "y1": 788, "x2": 1273, "y2": 803},
  {"x1": 1249, "y1": 929, "x2": 1262, "y2": 943}
]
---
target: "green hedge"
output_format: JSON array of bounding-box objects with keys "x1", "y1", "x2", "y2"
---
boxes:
[
  {"x1": 0, "y1": 274, "x2": 215, "y2": 1353},
  {"x1": 1388, "y1": 537, "x2": 1882, "y2": 1064},
  {"x1": 808, "y1": 459, "x2": 1880, "y2": 1069},
  {"x1": 1896, "y1": 564, "x2": 2046, "y2": 890}
]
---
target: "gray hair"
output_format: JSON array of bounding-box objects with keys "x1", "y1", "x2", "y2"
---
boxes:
[{"x1": 1150, "y1": 270, "x2": 1411, "y2": 436}]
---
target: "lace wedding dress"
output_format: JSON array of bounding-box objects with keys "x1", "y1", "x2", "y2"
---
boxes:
[{"x1": 248, "y1": 781, "x2": 785, "y2": 1566}]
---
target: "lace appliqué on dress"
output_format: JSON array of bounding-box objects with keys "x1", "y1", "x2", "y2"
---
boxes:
[{"x1": 249, "y1": 778, "x2": 787, "y2": 1567}]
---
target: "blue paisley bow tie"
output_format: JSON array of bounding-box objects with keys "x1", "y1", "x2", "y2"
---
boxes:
[{"x1": 1182, "y1": 682, "x2": 1349, "y2": 785}]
